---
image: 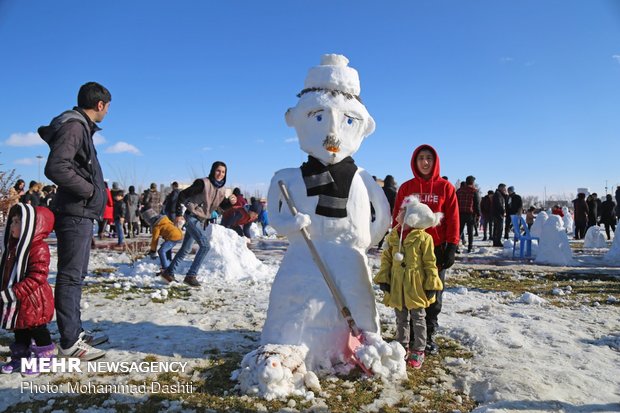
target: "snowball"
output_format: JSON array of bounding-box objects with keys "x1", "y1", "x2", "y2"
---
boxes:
[{"x1": 519, "y1": 292, "x2": 546, "y2": 305}]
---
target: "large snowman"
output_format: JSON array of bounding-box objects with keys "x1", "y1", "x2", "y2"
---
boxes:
[{"x1": 261, "y1": 54, "x2": 391, "y2": 371}]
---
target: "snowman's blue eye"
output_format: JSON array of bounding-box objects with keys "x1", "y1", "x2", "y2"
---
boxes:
[
  {"x1": 347, "y1": 118, "x2": 353, "y2": 125},
  {"x1": 316, "y1": 115, "x2": 322, "y2": 122}
]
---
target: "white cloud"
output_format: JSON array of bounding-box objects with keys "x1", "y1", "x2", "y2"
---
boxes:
[
  {"x1": 14, "y1": 158, "x2": 36, "y2": 165},
  {"x1": 500, "y1": 57, "x2": 514, "y2": 63},
  {"x1": 93, "y1": 133, "x2": 106, "y2": 145},
  {"x1": 285, "y1": 137, "x2": 299, "y2": 143},
  {"x1": 612, "y1": 55, "x2": 620, "y2": 64},
  {"x1": 105, "y1": 141, "x2": 141, "y2": 155},
  {"x1": 4, "y1": 132, "x2": 44, "y2": 147}
]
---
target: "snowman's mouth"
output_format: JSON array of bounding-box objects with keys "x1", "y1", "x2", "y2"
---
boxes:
[{"x1": 323, "y1": 135, "x2": 341, "y2": 153}]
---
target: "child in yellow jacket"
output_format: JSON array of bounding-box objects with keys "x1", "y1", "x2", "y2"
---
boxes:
[
  {"x1": 374, "y1": 196, "x2": 444, "y2": 369},
  {"x1": 141, "y1": 209, "x2": 183, "y2": 271}
]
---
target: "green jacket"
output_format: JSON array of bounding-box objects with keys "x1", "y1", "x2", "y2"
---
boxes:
[{"x1": 373, "y1": 226, "x2": 443, "y2": 310}]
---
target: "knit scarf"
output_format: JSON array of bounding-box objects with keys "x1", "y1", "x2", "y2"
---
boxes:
[
  {"x1": 300, "y1": 156, "x2": 358, "y2": 218},
  {"x1": 0, "y1": 203, "x2": 36, "y2": 330}
]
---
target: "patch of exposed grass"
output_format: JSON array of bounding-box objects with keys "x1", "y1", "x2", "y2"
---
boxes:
[{"x1": 451, "y1": 269, "x2": 620, "y2": 308}]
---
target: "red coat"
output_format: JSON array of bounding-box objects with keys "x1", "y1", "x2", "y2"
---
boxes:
[
  {"x1": 3, "y1": 207, "x2": 55, "y2": 329},
  {"x1": 392, "y1": 144, "x2": 460, "y2": 246},
  {"x1": 103, "y1": 188, "x2": 114, "y2": 222}
]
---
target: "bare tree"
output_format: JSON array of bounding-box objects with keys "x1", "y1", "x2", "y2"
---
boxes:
[{"x1": 0, "y1": 168, "x2": 20, "y2": 222}]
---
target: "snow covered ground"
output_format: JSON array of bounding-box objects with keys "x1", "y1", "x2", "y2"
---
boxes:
[{"x1": 0, "y1": 224, "x2": 619, "y2": 412}]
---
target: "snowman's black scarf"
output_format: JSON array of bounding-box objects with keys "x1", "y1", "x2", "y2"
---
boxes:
[{"x1": 300, "y1": 156, "x2": 357, "y2": 218}]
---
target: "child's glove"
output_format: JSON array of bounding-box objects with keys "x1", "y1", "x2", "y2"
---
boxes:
[
  {"x1": 425, "y1": 290, "x2": 437, "y2": 300},
  {"x1": 148, "y1": 250, "x2": 157, "y2": 259},
  {"x1": 378, "y1": 283, "x2": 390, "y2": 292}
]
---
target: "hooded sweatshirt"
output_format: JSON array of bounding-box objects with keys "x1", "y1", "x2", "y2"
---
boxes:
[{"x1": 392, "y1": 144, "x2": 460, "y2": 246}]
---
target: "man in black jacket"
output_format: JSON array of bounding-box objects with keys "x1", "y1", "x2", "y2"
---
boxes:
[
  {"x1": 492, "y1": 184, "x2": 507, "y2": 247},
  {"x1": 39, "y1": 82, "x2": 110, "y2": 360},
  {"x1": 505, "y1": 186, "x2": 523, "y2": 239}
]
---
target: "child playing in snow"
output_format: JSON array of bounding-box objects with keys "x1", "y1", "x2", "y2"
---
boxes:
[
  {"x1": 374, "y1": 196, "x2": 444, "y2": 369},
  {"x1": 141, "y1": 208, "x2": 183, "y2": 272},
  {"x1": 1, "y1": 204, "x2": 56, "y2": 376}
]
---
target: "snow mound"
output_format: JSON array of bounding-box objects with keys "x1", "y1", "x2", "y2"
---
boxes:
[
  {"x1": 530, "y1": 211, "x2": 548, "y2": 238},
  {"x1": 583, "y1": 226, "x2": 607, "y2": 248},
  {"x1": 519, "y1": 292, "x2": 546, "y2": 305},
  {"x1": 355, "y1": 332, "x2": 407, "y2": 380},
  {"x1": 535, "y1": 215, "x2": 574, "y2": 266},
  {"x1": 604, "y1": 228, "x2": 620, "y2": 262},
  {"x1": 200, "y1": 224, "x2": 274, "y2": 282},
  {"x1": 233, "y1": 344, "x2": 317, "y2": 400}
]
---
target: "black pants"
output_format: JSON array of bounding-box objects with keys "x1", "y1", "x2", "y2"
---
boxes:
[
  {"x1": 425, "y1": 268, "x2": 446, "y2": 339},
  {"x1": 604, "y1": 223, "x2": 616, "y2": 240},
  {"x1": 15, "y1": 325, "x2": 52, "y2": 347},
  {"x1": 459, "y1": 213, "x2": 475, "y2": 251},
  {"x1": 575, "y1": 223, "x2": 587, "y2": 240},
  {"x1": 504, "y1": 215, "x2": 512, "y2": 239},
  {"x1": 493, "y1": 216, "x2": 504, "y2": 246}
]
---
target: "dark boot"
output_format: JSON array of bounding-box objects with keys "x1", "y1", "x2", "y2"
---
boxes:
[
  {"x1": 425, "y1": 335, "x2": 439, "y2": 355},
  {"x1": 1, "y1": 343, "x2": 30, "y2": 374},
  {"x1": 183, "y1": 275, "x2": 200, "y2": 287}
]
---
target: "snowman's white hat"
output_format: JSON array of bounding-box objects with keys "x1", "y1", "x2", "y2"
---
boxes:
[{"x1": 298, "y1": 54, "x2": 362, "y2": 101}]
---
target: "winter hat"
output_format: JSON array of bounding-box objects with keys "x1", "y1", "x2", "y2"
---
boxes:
[
  {"x1": 508, "y1": 186, "x2": 515, "y2": 193},
  {"x1": 140, "y1": 208, "x2": 159, "y2": 227},
  {"x1": 394, "y1": 196, "x2": 443, "y2": 262},
  {"x1": 298, "y1": 54, "x2": 361, "y2": 100}
]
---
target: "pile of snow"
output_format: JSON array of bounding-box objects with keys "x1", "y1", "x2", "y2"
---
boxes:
[
  {"x1": 233, "y1": 344, "x2": 319, "y2": 400},
  {"x1": 519, "y1": 292, "x2": 546, "y2": 305},
  {"x1": 529, "y1": 211, "x2": 548, "y2": 239},
  {"x1": 355, "y1": 332, "x2": 407, "y2": 379},
  {"x1": 604, "y1": 228, "x2": 620, "y2": 262},
  {"x1": 535, "y1": 215, "x2": 574, "y2": 266},
  {"x1": 583, "y1": 226, "x2": 607, "y2": 248},
  {"x1": 561, "y1": 206, "x2": 574, "y2": 233},
  {"x1": 234, "y1": 334, "x2": 406, "y2": 399},
  {"x1": 198, "y1": 224, "x2": 273, "y2": 282}
]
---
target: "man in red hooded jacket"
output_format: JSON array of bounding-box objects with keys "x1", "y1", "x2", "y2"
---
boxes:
[{"x1": 392, "y1": 144, "x2": 459, "y2": 355}]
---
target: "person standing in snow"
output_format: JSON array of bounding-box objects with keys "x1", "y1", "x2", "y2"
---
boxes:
[
  {"x1": 600, "y1": 194, "x2": 617, "y2": 240},
  {"x1": 480, "y1": 190, "x2": 494, "y2": 241},
  {"x1": 159, "y1": 161, "x2": 236, "y2": 287},
  {"x1": 392, "y1": 144, "x2": 459, "y2": 355},
  {"x1": 1, "y1": 204, "x2": 57, "y2": 375},
  {"x1": 456, "y1": 175, "x2": 480, "y2": 253},
  {"x1": 586, "y1": 194, "x2": 599, "y2": 229},
  {"x1": 162, "y1": 182, "x2": 180, "y2": 222},
  {"x1": 505, "y1": 186, "x2": 523, "y2": 239},
  {"x1": 492, "y1": 184, "x2": 507, "y2": 247},
  {"x1": 374, "y1": 196, "x2": 444, "y2": 369},
  {"x1": 39, "y1": 81, "x2": 110, "y2": 360},
  {"x1": 572, "y1": 193, "x2": 589, "y2": 240},
  {"x1": 124, "y1": 186, "x2": 140, "y2": 238},
  {"x1": 377, "y1": 175, "x2": 398, "y2": 249}
]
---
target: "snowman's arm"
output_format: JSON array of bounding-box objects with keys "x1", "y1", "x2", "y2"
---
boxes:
[
  {"x1": 359, "y1": 169, "x2": 390, "y2": 246},
  {"x1": 267, "y1": 171, "x2": 311, "y2": 236}
]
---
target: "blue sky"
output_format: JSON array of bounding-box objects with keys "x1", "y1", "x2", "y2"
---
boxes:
[{"x1": 1, "y1": 0, "x2": 619, "y2": 201}]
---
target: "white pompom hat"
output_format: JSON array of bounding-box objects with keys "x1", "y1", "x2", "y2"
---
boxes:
[
  {"x1": 394, "y1": 196, "x2": 443, "y2": 261},
  {"x1": 298, "y1": 54, "x2": 361, "y2": 100}
]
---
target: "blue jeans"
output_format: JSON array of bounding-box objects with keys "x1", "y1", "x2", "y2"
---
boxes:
[
  {"x1": 115, "y1": 219, "x2": 124, "y2": 244},
  {"x1": 166, "y1": 214, "x2": 210, "y2": 276},
  {"x1": 54, "y1": 215, "x2": 93, "y2": 349},
  {"x1": 158, "y1": 240, "x2": 179, "y2": 269}
]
